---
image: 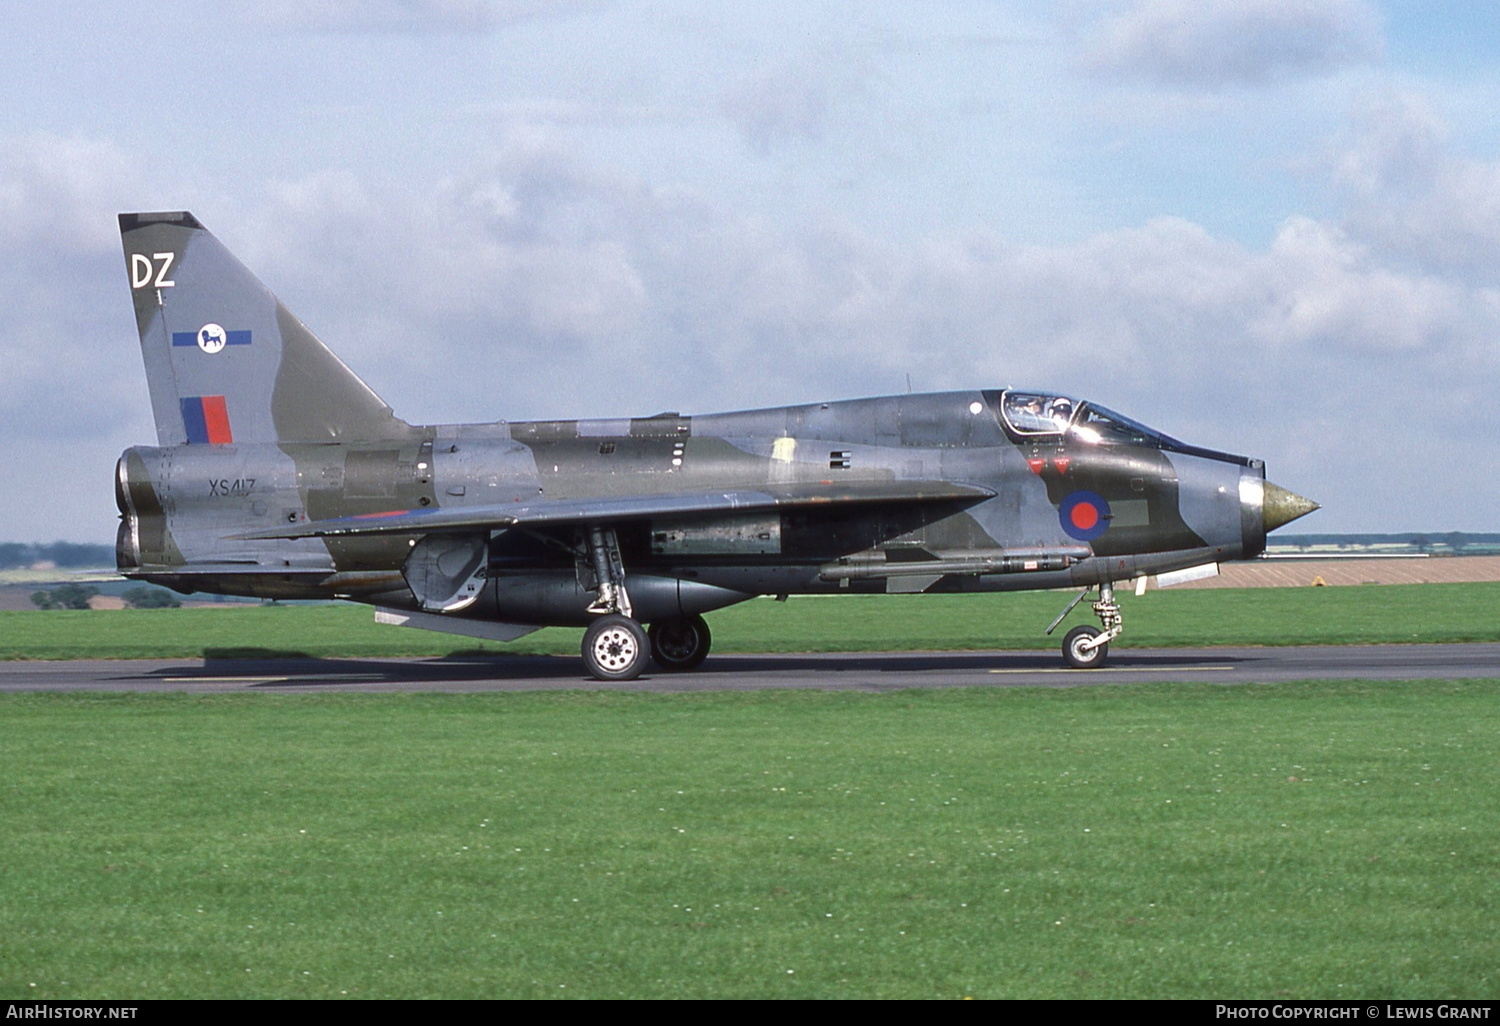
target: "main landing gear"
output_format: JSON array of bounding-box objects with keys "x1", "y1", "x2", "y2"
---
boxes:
[
  {"x1": 576, "y1": 526, "x2": 713, "y2": 681},
  {"x1": 579, "y1": 612, "x2": 715, "y2": 681},
  {"x1": 579, "y1": 525, "x2": 646, "y2": 681},
  {"x1": 1048, "y1": 582, "x2": 1123, "y2": 670}
]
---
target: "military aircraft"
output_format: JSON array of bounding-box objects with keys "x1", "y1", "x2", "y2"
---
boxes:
[{"x1": 115, "y1": 211, "x2": 1318, "y2": 679}]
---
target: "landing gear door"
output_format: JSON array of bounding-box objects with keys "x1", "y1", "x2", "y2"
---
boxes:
[{"x1": 402, "y1": 532, "x2": 489, "y2": 612}]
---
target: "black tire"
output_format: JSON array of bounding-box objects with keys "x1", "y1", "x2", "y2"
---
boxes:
[
  {"x1": 648, "y1": 615, "x2": 712, "y2": 672},
  {"x1": 582, "y1": 615, "x2": 649, "y2": 681},
  {"x1": 1062, "y1": 625, "x2": 1108, "y2": 669}
]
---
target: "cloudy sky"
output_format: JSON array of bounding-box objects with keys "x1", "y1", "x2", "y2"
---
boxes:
[{"x1": 4, "y1": 0, "x2": 1499, "y2": 542}]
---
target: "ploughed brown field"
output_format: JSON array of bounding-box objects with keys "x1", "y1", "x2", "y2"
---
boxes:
[{"x1": 1174, "y1": 554, "x2": 1500, "y2": 588}]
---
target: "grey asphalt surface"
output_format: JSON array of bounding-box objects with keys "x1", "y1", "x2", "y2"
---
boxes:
[{"x1": 1, "y1": 643, "x2": 1497, "y2": 693}]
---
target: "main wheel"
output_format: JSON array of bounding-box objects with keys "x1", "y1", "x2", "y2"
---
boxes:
[
  {"x1": 1062, "y1": 625, "x2": 1108, "y2": 669},
  {"x1": 648, "y1": 615, "x2": 712, "y2": 672},
  {"x1": 582, "y1": 615, "x2": 649, "y2": 681}
]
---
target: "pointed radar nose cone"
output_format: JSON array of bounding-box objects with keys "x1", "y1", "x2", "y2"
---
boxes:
[{"x1": 1263, "y1": 481, "x2": 1320, "y2": 533}]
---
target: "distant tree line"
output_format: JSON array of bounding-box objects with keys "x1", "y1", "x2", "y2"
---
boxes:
[
  {"x1": 1, "y1": 542, "x2": 114, "y2": 569},
  {"x1": 121, "y1": 586, "x2": 181, "y2": 608},
  {"x1": 1275, "y1": 533, "x2": 1500, "y2": 554},
  {"x1": 29, "y1": 584, "x2": 99, "y2": 609},
  {"x1": 30, "y1": 584, "x2": 180, "y2": 610}
]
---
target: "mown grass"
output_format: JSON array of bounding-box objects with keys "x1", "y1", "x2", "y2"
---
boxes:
[
  {"x1": 2, "y1": 582, "x2": 1499, "y2": 661},
  {"x1": 0, "y1": 683, "x2": 1495, "y2": 999}
]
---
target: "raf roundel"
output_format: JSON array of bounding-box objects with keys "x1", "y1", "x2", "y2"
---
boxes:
[{"x1": 1059, "y1": 490, "x2": 1111, "y2": 542}]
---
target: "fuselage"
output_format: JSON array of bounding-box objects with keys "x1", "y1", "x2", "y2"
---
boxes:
[{"x1": 117, "y1": 388, "x2": 1267, "y2": 625}]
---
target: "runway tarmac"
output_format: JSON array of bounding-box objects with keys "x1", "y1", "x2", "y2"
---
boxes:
[{"x1": 2, "y1": 643, "x2": 1498, "y2": 693}]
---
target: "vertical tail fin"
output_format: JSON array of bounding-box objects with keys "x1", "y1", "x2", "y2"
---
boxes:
[{"x1": 119, "y1": 212, "x2": 416, "y2": 445}]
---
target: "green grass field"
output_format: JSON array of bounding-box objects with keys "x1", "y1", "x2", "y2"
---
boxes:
[
  {"x1": 2, "y1": 585, "x2": 1496, "y2": 998},
  {"x1": 3, "y1": 581, "x2": 1500, "y2": 660},
  {"x1": 1, "y1": 683, "x2": 1496, "y2": 999}
]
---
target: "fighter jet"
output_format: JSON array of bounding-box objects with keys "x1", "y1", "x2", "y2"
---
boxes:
[{"x1": 115, "y1": 212, "x2": 1318, "y2": 679}]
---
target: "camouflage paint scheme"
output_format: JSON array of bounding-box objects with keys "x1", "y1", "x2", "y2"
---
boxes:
[{"x1": 115, "y1": 212, "x2": 1317, "y2": 676}]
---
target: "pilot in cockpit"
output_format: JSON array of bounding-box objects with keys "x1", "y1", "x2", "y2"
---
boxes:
[{"x1": 1046, "y1": 398, "x2": 1073, "y2": 429}]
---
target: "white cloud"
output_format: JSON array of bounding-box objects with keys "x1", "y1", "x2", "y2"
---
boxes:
[
  {"x1": 0, "y1": 134, "x2": 141, "y2": 255},
  {"x1": 1080, "y1": 0, "x2": 1383, "y2": 88},
  {"x1": 0, "y1": 135, "x2": 156, "y2": 542},
  {"x1": 1250, "y1": 216, "x2": 1476, "y2": 356},
  {"x1": 1331, "y1": 90, "x2": 1500, "y2": 283},
  {"x1": 719, "y1": 54, "x2": 879, "y2": 155}
]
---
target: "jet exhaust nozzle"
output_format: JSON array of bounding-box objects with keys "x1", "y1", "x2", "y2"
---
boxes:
[{"x1": 1263, "y1": 481, "x2": 1319, "y2": 533}]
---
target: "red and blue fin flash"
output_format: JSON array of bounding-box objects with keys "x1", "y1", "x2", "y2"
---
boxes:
[{"x1": 180, "y1": 395, "x2": 233, "y2": 444}]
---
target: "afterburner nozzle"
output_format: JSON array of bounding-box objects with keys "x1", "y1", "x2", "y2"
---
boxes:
[{"x1": 1263, "y1": 481, "x2": 1319, "y2": 532}]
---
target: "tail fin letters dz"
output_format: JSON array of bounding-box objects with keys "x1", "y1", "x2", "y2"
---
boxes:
[{"x1": 129, "y1": 251, "x2": 176, "y2": 290}]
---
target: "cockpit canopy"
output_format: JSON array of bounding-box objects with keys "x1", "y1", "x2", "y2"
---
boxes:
[
  {"x1": 999, "y1": 390, "x2": 1183, "y2": 449},
  {"x1": 1000, "y1": 392, "x2": 1076, "y2": 435}
]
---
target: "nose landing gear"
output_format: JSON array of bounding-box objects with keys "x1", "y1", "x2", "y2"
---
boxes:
[{"x1": 1049, "y1": 581, "x2": 1123, "y2": 669}]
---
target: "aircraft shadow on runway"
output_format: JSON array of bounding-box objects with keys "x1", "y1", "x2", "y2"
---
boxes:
[{"x1": 129, "y1": 648, "x2": 1248, "y2": 688}]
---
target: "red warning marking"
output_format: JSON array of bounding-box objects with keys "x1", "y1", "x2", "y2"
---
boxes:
[
  {"x1": 1053, "y1": 457, "x2": 1071, "y2": 474},
  {"x1": 1027, "y1": 458, "x2": 1046, "y2": 474}
]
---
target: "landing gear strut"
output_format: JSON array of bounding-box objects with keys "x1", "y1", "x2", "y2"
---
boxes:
[
  {"x1": 584, "y1": 525, "x2": 632, "y2": 618},
  {"x1": 1050, "y1": 582, "x2": 1123, "y2": 669}
]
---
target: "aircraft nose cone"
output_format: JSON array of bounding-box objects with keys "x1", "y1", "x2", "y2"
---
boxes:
[{"x1": 1263, "y1": 481, "x2": 1319, "y2": 533}]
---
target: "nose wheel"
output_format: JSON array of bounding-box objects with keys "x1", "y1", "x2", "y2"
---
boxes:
[
  {"x1": 1049, "y1": 582, "x2": 1122, "y2": 669},
  {"x1": 1062, "y1": 625, "x2": 1108, "y2": 669}
]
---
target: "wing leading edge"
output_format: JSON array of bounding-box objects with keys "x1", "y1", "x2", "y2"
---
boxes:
[{"x1": 235, "y1": 480, "x2": 997, "y2": 541}]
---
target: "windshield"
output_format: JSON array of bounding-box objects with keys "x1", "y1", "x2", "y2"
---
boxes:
[{"x1": 1068, "y1": 404, "x2": 1178, "y2": 447}]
